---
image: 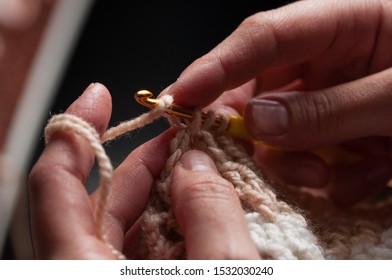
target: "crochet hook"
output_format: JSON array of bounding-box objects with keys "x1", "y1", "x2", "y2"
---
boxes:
[{"x1": 134, "y1": 90, "x2": 362, "y2": 165}]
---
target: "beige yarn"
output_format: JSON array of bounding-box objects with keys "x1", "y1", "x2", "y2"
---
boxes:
[
  {"x1": 44, "y1": 95, "x2": 174, "y2": 260},
  {"x1": 44, "y1": 94, "x2": 392, "y2": 260}
]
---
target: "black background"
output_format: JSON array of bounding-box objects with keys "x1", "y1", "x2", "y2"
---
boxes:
[
  {"x1": 2, "y1": 0, "x2": 294, "y2": 260},
  {"x1": 34, "y1": 0, "x2": 293, "y2": 188}
]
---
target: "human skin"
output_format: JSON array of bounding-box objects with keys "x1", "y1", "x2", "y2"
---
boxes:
[
  {"x1": 162, "y1": 0, "x2": 392, "y2": 206},
  {"x1": 28, "y1": 83, "x2": 259, "y2": 259},
  {"x1": 28, "y1": 0, "x2": 392, "y2": 259}
]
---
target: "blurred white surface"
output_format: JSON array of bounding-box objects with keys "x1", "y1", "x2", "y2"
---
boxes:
[
  {"x1": 0, "y1": 0, "x2": 94, "y2": 258},
  {"x1": 0, "y1": 155, "x2": 20, "y2": 254}
]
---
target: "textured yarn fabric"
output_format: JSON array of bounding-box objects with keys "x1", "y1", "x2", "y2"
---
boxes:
[{"x1": 44, "y1": 95, "x2": 392, "y2": 260}]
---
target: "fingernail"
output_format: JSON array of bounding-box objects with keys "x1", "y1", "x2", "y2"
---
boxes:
[
  {"x1": 161, "y1": 84, "x2": 173, "y2": 95},
  {"x1": 85, "y1": 82, "x2": 95, "y2": 91},
  {"x1": 76, "y1": 83, "x2": 104, "y2": 110},
  {"x1": 180, "y1": 150, "x2": 218, "y2": 173},
  {"x1": 157, "y1": 84, "x2": 173, "y2": 100},
  {"x1": 85, "y1": 83, "x2": 101, "y2": 94},
  {"x1": 249, "y1": 98, "x2": 288, "y2": 136}
]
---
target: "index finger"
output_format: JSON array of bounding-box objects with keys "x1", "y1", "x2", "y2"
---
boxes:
[
  {"x1": 28, "y1": 83, "x2": 113, "y2": 258},
  {"x1": 166, "y1": 0, "x2": 382, "y2": 108}
]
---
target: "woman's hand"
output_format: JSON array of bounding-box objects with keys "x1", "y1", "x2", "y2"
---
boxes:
[
  {"x1": 28, "y1": 83, "x2": 259, "y2": 259},
  {"x1": 163, "y1": 0, "x2": 392, "y2": 206}
]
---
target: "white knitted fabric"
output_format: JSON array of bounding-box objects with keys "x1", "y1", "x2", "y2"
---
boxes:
[
  {"x1": 246, "y1": 212, "x2": 323, "y2": 259},
  {"x1": 44, "y1": 94, "x2": 392, "y2": 260}
]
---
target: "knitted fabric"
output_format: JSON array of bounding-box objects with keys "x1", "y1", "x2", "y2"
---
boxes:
[{"x1": 44, "y1": 95, "x2": 392, "y2": 260}]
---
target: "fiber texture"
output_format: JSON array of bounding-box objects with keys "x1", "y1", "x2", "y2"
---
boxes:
[{"x1": 44, "y1": 95, "x2": 392, "y2": 260}]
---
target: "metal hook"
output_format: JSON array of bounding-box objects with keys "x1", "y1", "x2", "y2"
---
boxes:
[
  {"x1": 135, "y1": 90, "x2": 385, "y2": 176},
  {"x1": 135, "y1": 90, "x2": 195, "y2": 120},
  {"x1": 134, "y1": 90, "x2": 160, "y2": 109},
  {"x1": 135, "y1": 89, "x2": 251, "y2": 140}
]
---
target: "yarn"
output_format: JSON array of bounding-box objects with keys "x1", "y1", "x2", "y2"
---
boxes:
[
  {"x1": 44, "y1": 94, "x2": 392, "y2": 260},
  {"x1": 44, "y1": 95, "x2": 174, "y2": 260}
]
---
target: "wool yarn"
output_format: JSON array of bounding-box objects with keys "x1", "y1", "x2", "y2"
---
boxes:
[{"x1": 44, "y1": 94, "x2": 392, "y2": 260}]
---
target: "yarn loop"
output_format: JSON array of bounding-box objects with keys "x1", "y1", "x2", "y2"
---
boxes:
[{"x1": 44, "y1": 94, "x2": 392, "y2": 260}]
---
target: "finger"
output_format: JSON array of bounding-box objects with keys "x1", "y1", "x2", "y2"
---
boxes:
[
  {"x1": 0, "y1": 0, "x2": 41, "y2": 30},
  {"x1": 164, "y1": 0, "x2": 385, "y2": 108},
  {"x1": 96, "y1": 129, "x2": 176, "y2": 252},
  {"x1": 206, "y1": 78, "x2": 307, "y2": 118},
  {"x1": 204, "y1": 80, "x2": 256, "y2": 116},
  {"x1": 121, "y1": 217, "x2": 143, "y2": 259},
  {"x1": 244, "y1": 68, "x2": 392, "y2": 150},
  {"x1": 28, "y1": 83, "x2": 113, "y2": 258},
  {"x1": 171, "y1": 150, "x2": 259, "y2": 259},
  {"x1": 341, "y1": 137, "x2": 391, "y2": 158},
  {"x1": 254, "y1": 146, "x2": 330, "y2": 188},
  {"x1": 327, "y1": 157, "x2": 392, "y2": 207}
]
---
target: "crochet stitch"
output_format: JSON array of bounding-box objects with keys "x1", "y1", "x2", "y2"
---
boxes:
[{"x1": 44, "y1": 94, "x2": 392, "y2": 260}]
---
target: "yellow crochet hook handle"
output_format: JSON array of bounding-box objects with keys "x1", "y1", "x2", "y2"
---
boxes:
[
  {"x1": 136, "y1": 90, "x2": 360, "y2": 164},
  {"x1": 228, "y1": 116, "x2": 392, "y2": 187},
  {"x1": 136, "y1": 90, "x2": 359, "y2": 165},
  {"x1": 136, "y1": 90, "x2": 392, "y2": 187},
  {"x1": 227, "y1": 115, "x2": 362, "y2": 165}
]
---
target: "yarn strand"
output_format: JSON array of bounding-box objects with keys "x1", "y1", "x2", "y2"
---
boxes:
[
  {"x1": 43, "y1": 93, "x2": 392, "y2": 260},
  {"x1": 44, "y1": 95, "x2": 173, "y2": 259}
]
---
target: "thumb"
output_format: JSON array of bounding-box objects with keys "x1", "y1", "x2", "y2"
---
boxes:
[
  {"x1": 244, "y1": 68, "x2": 392, "y2": 150},
  {"x1": 171, "y1": 150, "x2": 259, "y2": 259}
]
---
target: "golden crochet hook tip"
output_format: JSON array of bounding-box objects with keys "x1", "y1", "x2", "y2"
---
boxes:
[
  {"x1": 135, "y1": 90, "x2": 392, "y2": 187},
  {"x1": 135, "y1": 90, "x2": 334, "y2": 150},
  {"x1": 135, "y1": 89, "x2": 227, "y2": 127},
  {"x1": 135, "y1": 90, "x2": 194, "y2": 120},
  {"x1": 135, "y1": 90, "x2": 356, "y2": 160}
]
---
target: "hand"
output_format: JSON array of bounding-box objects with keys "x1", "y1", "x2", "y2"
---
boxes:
[
  {"x1": 28, "y1": 83, "x2": 259, "y2": 259},
  {"x1": 0, "y1": 0, "x2": 42, "y2": 30},
  {"x1": 163, "y1": 0, "x2": 392, "y2": 206}
]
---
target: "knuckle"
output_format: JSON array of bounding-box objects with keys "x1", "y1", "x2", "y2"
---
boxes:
[
  {"x1": 236, "y1": 13, "x2": 276, "y2": 55},
  {"x1": 239, "y1": 13, "x2": 263, "y2": 30},
  {"x1": 28, "y1": 158, "x2": 84, "y2": 195}
]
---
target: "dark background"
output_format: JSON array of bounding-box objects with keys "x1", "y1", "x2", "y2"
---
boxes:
[
  {"x1": 34, "y1": 0, "x2": 292, "y2": 190},
  {"x1": 3, "y1": 0, "x2": 293, "y2": 260}
]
